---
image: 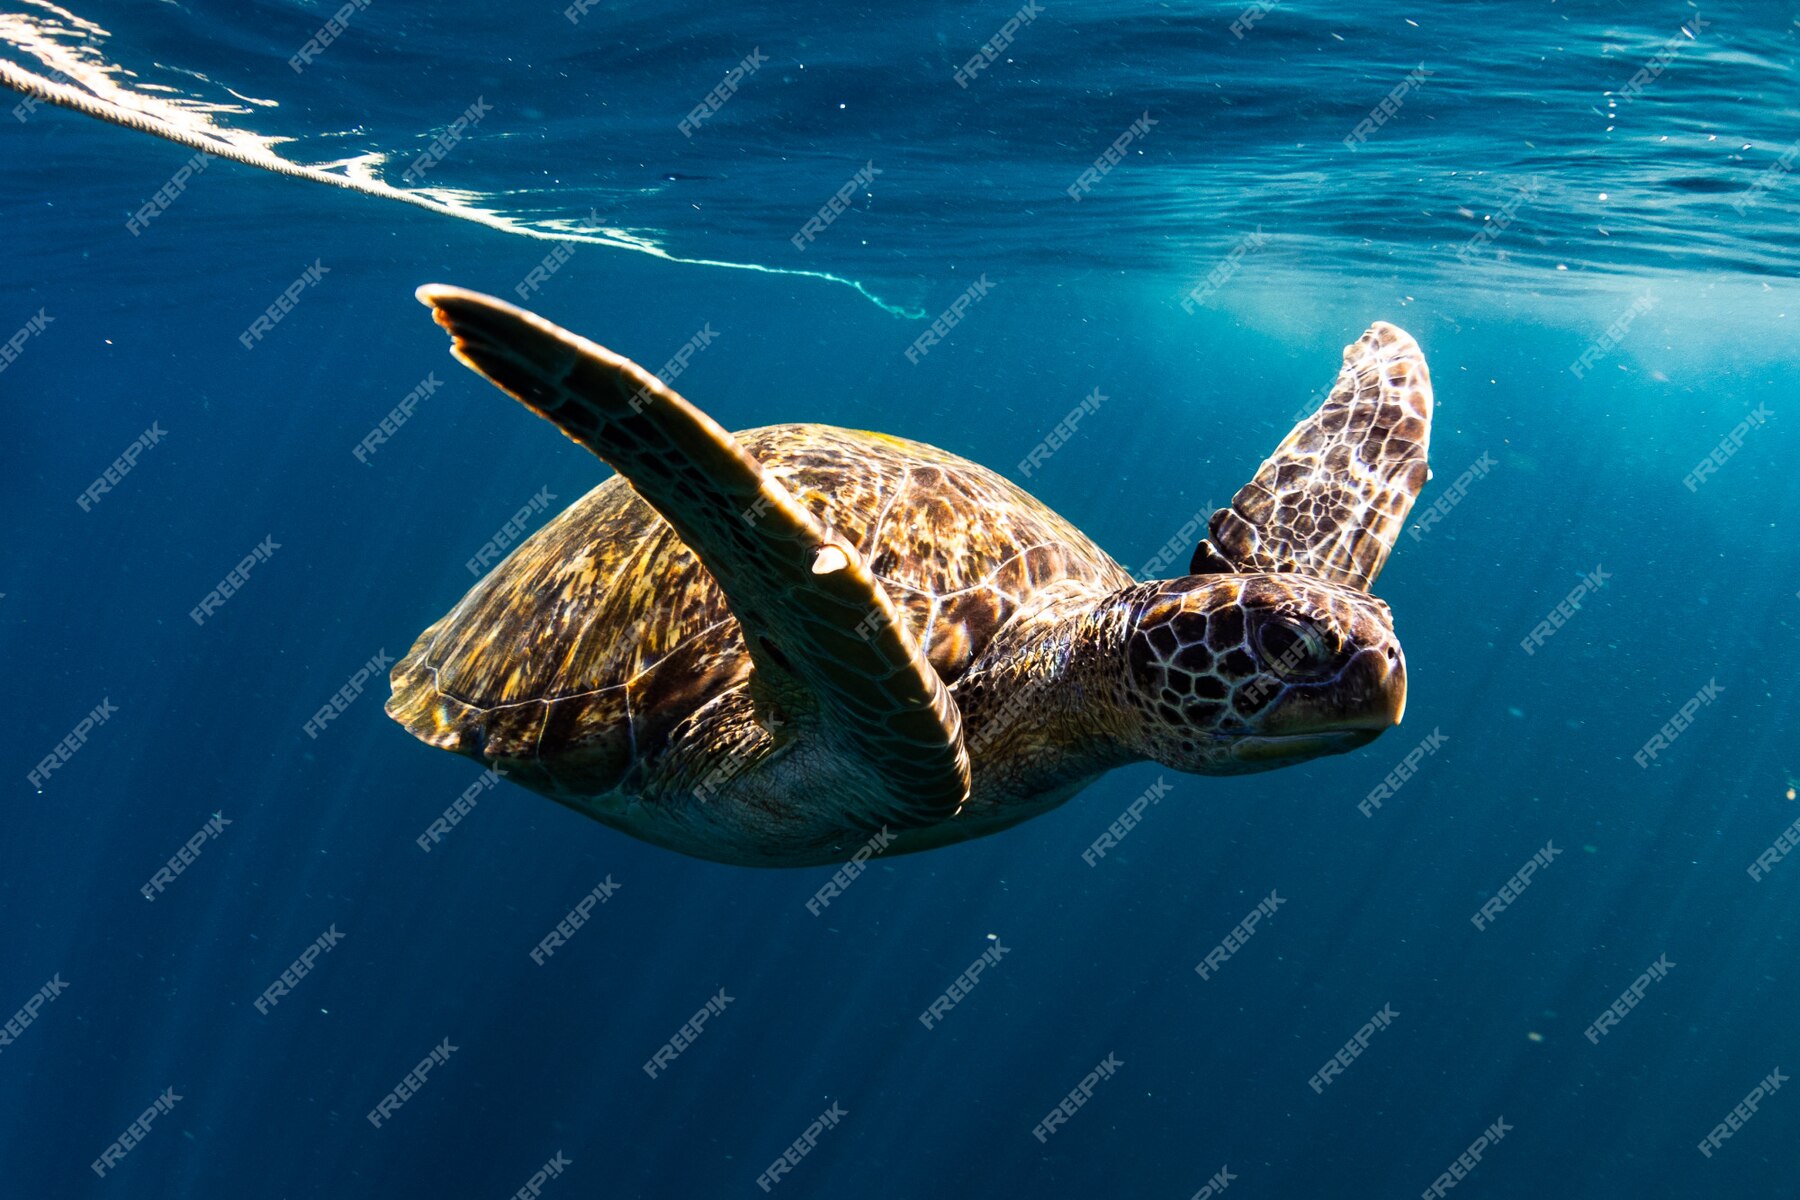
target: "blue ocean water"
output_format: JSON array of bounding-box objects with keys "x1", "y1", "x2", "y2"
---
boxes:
[{"x1": 3, "y1": 1, "x2": 1798, "y2": 1196}]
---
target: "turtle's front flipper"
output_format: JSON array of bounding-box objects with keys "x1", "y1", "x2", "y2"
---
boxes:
[
  {"x1": 414, "y1": 285, "x2": 969, "y2": 828},
  {"x1": 1192, "y1": 322, "x2": 1433, "y2": 590}
]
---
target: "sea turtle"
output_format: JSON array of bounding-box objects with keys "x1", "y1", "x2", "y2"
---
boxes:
[{"x1": 389, "y1": 286, "x2": 1432, "y2": 868}]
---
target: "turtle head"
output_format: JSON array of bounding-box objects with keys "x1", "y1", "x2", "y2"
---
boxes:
[
  {"x1": 1120, "y1": 574, "x2": 1405, "y2": 775},
  {"x1": 1112, "y1": 319, "x2": 1432, "y2": 774}
]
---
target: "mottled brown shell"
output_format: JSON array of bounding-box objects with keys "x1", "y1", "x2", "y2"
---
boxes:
[{"x1": 387, "y1": 424, "x2": 1132, "y2": 793}]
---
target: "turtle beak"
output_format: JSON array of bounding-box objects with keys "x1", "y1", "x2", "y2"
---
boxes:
[
  {"x1": 1248, "y1": 645, "x2": 1406, "y2": 753},
  {"x1": 1337, "y1": 644, "x2": 1407, "y2": 732},
  {"x1": 1227, "y1": 728, "x2": 1381, "y2": 766}
]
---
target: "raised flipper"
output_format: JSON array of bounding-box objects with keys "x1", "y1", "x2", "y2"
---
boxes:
[
  {"x1": 1191, "y1": 321, "x2": 1433, "y2": 590},
  {"x1": 413, "y1": 285, "x2": 969, "y2": 827}
]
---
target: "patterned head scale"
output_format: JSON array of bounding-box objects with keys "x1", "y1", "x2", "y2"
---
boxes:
[{"x1": 1121, "y1": 574, "x2": 1405, "y2": 774}]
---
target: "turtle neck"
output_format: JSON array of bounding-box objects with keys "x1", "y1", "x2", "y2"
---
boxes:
[{"x1": 948, "y1": 582, "x2": 1154, "y2": 821}]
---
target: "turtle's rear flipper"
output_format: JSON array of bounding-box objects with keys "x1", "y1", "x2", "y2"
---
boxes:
[
  {"x1": 1193, "y1": 322, "x2": 1433, "y2": 591},
  {"x1": 414, "y1": 285, "x2": 969, "y2": 829}
]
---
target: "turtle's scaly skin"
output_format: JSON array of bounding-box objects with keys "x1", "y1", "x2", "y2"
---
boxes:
[
  {"x1": 389, "y1": 300, "x2": 1426, "y2": 867},
  {"x1": 388, "y1": 423, "x2": 1133, "y2": 853}
]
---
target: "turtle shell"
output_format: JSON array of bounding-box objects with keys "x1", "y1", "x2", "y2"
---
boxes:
[{"x1": 387, "y1": 424, "x2": 1132, "y2": 794}]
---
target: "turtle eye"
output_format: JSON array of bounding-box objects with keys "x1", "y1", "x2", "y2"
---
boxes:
[{"x1": 1253, "y1": 614, "x2": 1335, "y2": 681}]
